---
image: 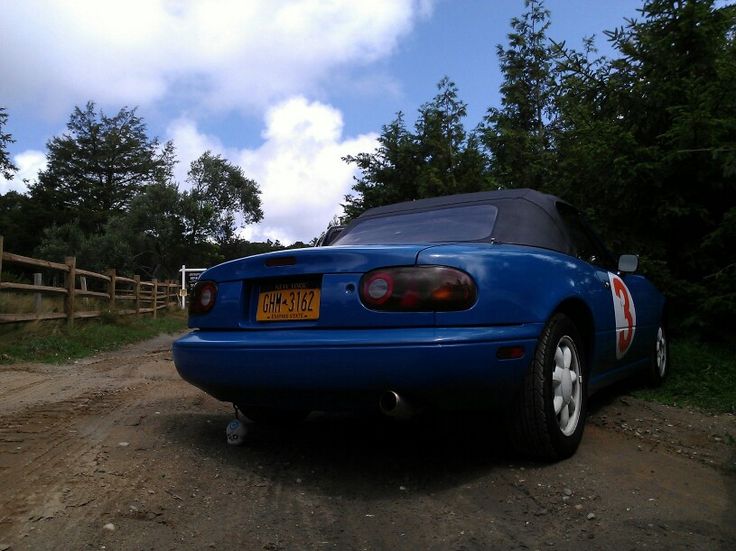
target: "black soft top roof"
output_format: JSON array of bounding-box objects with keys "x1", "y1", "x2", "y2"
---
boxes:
[{"x1": 348, "y1": 188, "x2": 575, "y2": 254}]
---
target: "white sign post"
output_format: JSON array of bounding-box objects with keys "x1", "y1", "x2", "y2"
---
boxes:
[{"x1": 179, "y1": 265, "x2": 207, "y2": 309}]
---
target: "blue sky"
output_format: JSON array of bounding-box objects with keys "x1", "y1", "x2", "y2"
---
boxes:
[{"x1": 1, "y1": 0, "x2": 643, "y2": 244}]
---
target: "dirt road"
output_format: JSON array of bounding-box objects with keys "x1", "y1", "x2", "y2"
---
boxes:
[{"x1": 1, "y1": 334, "x2": 735, "y2": 550}]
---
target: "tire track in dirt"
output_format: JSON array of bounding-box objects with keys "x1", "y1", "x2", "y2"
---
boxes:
[
  {"x1": 0, "y1": 382, "x2": 166, "y2": 527},
  {"x1": 0, "y1": 340, "x2": 186, "y2": 545}
]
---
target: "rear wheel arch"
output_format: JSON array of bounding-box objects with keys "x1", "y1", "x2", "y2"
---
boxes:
[
  {"x1": 552, "y1": 298, "x2": 594, "y2": 372},
  {"x1": 661, "y1": 301, "x2": 670, "y2": 332}
]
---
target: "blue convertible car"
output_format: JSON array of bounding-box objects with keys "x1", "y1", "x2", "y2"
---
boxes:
[{"x1": 173, "y1": 189, "x2": 668, "y2": 460}]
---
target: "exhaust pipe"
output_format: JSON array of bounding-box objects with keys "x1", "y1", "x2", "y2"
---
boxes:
[{"x1": 379, "y1": 390, "x2": 414, "y2": 418}]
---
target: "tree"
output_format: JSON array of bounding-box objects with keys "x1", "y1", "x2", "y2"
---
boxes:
[
  {"x1": 480, "y1": 0, "x2": 556, "y2": 189},
  {"x1": 342, "y1": 112, "x2": 420, "y2": 219},
  {"x1": 414, "y1": 77, "x2": 492, "y2": 197},
  {"x1": 546, "y1": 34, "x2": 639, "y2": 244},
  {"x1": 32, "y1": 151, "x2": 264, "y2": 278},
  {"x1": 33, "y1": 180, "x2": 216, "y2": 278},
  {"x1": 34, "y1": 220, "x2": 136, "y2": 277},
  {"x1": 618, "y1": 0, "x2": 736, "y2": 337},
  {"x1": 549, "y1": 0, "x2": 736, "y2": 338},
  {"x1": 219, "y1": 238, "x2": 286, "y2": 261},
  {"x1": 118, "y1": 181, "x2": 192, "y2": 278},
  {"x1": 0, "y1": 191, "x2": 33, "y2": 253},
  {"x1": 185, "y1": 152, "x2": 263, "y2": 247},
  {"x1": 28, "y1": 102, "x2": 175, "y2": 235},
  {"x1": 344, "y1": 78, "x2": 491, "y2": 219},
  {"x1": 0, "y1": 107, "x2": 17, "y2": 180}
]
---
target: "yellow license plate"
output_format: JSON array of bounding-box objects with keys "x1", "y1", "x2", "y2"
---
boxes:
[{"x1": 256, "y1": 281, "x2": 321, "y2": 322}]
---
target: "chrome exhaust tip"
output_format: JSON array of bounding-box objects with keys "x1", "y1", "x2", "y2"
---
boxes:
[{"x1": 379, "y1": 390, "x2": 414, "y2": 418}]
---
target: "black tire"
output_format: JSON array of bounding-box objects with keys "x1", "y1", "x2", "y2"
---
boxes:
[
  {"x1": 509, "y1": 313, "x2": 587, "y2": 461},
  {"x1": 238, "y1": 405, "x2": 310, "y2": 425},
  {"x1": 646, "y1": 324, "x2": 668, "y2": 387}
]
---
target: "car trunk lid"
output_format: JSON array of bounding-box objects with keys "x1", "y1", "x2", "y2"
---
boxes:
[
  {"x1": 193, "y1": 245, "x2": 439, "y2": 329},
  {"x1": 204, "y1": 244, "x2": 432, "y2": 282}
]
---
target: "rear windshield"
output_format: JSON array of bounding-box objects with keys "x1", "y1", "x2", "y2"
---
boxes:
[{"x1": 334, "y1": 204, "x2": 498, "y2": 245}]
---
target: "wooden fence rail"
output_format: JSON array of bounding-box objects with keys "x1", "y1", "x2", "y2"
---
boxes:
[{"x1": 0, "y1": 235, "x2": 180, "y2": 326}]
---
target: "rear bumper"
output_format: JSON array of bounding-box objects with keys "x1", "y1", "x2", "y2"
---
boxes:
[{"x1": 172, "y1": 324, "x2": 543, "y2": 411}]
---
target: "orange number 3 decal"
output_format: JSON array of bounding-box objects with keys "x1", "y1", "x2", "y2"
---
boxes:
[{"x1": 609, "y1": 274, "x2": 637, "y2": 359}]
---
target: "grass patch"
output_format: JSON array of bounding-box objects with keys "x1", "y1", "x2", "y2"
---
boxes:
[
  {"x1": 634, "y1": 339, "x2": 736, "y2": 414},
  {"x1": 0, "y1": 310, "x2": 188, "y2": 365}
]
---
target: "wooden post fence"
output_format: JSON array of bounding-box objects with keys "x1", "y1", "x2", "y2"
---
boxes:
[
  {"x1": 64, "y1": 256, "x2": 77, "y2": 327},
  {"x1": 152, "y1": 279, "x2": 158, "y2": 319},
  {"x1": 107, "y1": 269, "x2": 116, "y2": 311},
  {"x1": 0, "y1": 235, "x2": 182, "y2": 325},
  {"x1": 134, "y1": 275, "x2": 141, "y2": 317},
  {"x1": 34, "y1": 273, "x2": 43, "y2": 313}
]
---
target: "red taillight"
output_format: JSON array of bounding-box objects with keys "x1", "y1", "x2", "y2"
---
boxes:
[
  {"x1": 189, "y1": 280, "x2": 218, "y2": 315},
  {"x1": 363, "y1": 272, "x2": 394, "y2": 305},
  {"x1": 359, "y1": 266, "x2": 476, "y2": 311}
]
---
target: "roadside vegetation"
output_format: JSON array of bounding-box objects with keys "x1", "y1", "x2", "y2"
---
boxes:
[
  {"x1": 0, "y1": 310, "x2": 187, "y2": 365},
  {"x1": 634, "y1": 340, "x2": 736, "y2": 415}
]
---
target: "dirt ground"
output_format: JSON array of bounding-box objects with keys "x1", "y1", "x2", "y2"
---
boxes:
[{"x1": 1, "y1": 333, "x2": 734, "y2": 551}]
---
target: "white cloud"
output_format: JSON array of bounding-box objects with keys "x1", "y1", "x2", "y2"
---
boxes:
[
  {"x1": 1, "y1": 0, "x2": 434, "y2": 116},
  {"x1": 168, "y1": 97, "x2": 378, "y2": 244},
  {"x1": 1, "y1": 1, "x2": 431, "y2": 240},
  {"x1": 167, "y1": 118, "x2": 227, "y2": 186},
  {"x1": 0, "y1": 150, "x2": 47, "y2": 194}
]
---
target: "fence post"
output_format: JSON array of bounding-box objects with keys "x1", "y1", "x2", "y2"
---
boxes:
[
  {"x1": 106, "y1": 269, "x2": 116, "y2": 312},
  {"x1": 134, "y1": 275, "x2": 141, "y2": 316},
  {"x1": 0, "y1": 235, "x2": 4, "y2": 284},
  {"x1": 80, "y1": 275, "x2": 88, "y2": 310},
  {"x1": 152, "y1": 278, "x2": 158, "y2": 319},
  {"x1": 34, "y1": 273, "x2": 43, "y2": 313},
  {"x1": 65, "y1": 256, "x2": 76, "y2": 327}
]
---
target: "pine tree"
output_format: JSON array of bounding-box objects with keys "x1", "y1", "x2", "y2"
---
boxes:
[
  {"x1": 28, "y1": 102, "x2": 175, "y2": 235},
  {"x1": 0, "y1": 107, "x2": 17, "y2": 180},
  {"x1": 480, "y1": 0, "x2": 555, "y2": 189},
  {"x1": 342, "y1": 112, "x2": 419, "y2": 220},
  {"x1": 552, "y1": 0, "x2": 736, "y2": 338},
  {"x1": 343, "y1": 78, "x2": 491, "y2": 219}
]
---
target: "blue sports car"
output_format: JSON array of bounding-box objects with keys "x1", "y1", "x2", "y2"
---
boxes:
[{"x1": 173, "y1": 189, "x2": 668, "y2": 460}]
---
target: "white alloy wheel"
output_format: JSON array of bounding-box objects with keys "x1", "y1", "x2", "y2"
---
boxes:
[
  {"x1": 647, "y1": 322, "x2": 669, "y2": 387},
  {"x1": 509, "y1": 313, "x2": 588, "y2": 461},
  {"x1": 552, "y1": 335, "x2": 582, "y2": 437}
]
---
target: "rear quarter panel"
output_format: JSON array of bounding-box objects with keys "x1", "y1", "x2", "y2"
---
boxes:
[
  {"x1": 419, "y1": 244, "x2": 627, "y2": 384},
  {"x1": 419, "y1": 244, "x2": 665, "y2": 389},
  {"x1": 418, "y1": 244, "x2": 615, "y2": 328}
]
